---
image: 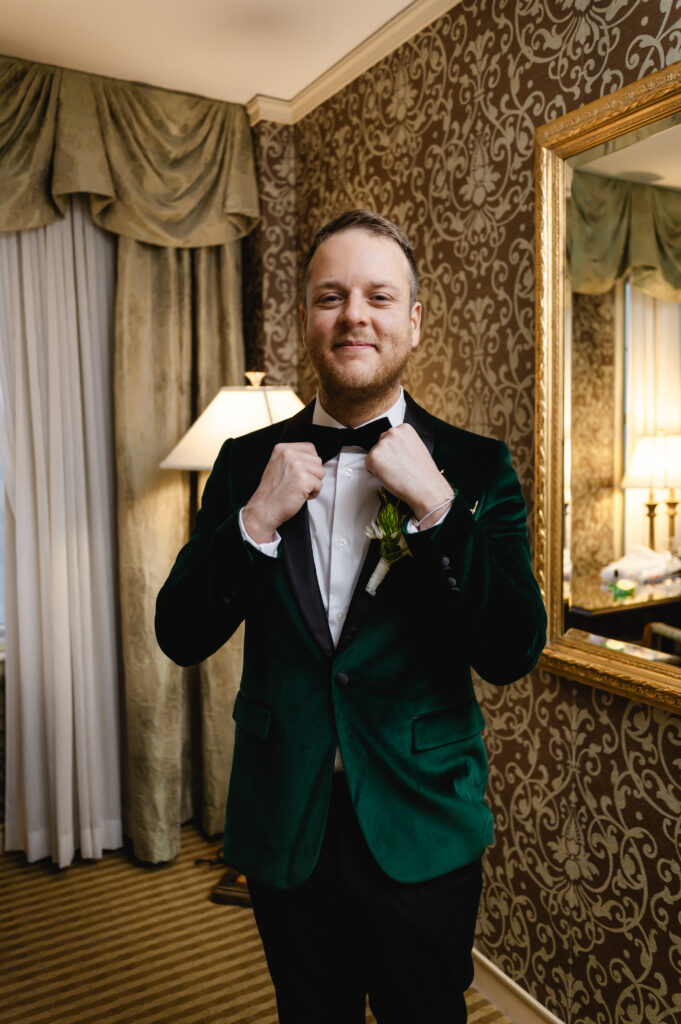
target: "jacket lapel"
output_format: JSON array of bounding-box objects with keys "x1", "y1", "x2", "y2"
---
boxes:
[
  {"x1": 335, "y1": 537, "x2": 381, "y2": 655},
  {"x1": 279, "y1": 505, "x2": 336, "y2": 659},
  {"x1": 277, "y1": 402, "x2": 336, "y2": 659},
  {"x1": 403, "y1": 390, "x2": 435, "y2": 456}
]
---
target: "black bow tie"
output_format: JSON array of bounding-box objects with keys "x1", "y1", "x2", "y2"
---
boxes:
[{"x1": 297, "y1": 417, "x2": 392, "y2": 463}]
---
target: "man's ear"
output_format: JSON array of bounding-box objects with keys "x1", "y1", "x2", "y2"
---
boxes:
[{"x1": 410, "y1": 302, "x2": 422, "y2": 350}]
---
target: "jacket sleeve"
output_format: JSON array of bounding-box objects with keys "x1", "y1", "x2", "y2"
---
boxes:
[
  {"x1": 404, "y1": 438, "x2": 546, "y2": 685},
  {"x1": 155, "y1": 439, "x2": 275, "y2": 667}
]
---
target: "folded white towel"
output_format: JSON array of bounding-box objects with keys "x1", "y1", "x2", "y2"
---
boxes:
[{"x1": 600, "y1": 546, "x2": 681, "y2": 583}]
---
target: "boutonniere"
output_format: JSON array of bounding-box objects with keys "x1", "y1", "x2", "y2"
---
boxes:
[{"x1": 365, "y1": 489, "x2": 412, "y2": 596}]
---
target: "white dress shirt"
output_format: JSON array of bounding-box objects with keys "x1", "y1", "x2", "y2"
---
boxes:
[{"x1": 307, "y1": 392, "x2": 407, "y2": 644}]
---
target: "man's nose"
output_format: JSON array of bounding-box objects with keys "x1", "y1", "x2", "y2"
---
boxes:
[{"x1": 339, "y1": 293, "x2": 368, "y2": 325}]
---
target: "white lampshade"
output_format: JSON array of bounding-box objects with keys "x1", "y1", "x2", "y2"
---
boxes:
[
  {"x1": 622, "y1": 433, "x2": 681, "y2": 490},
  {"x1": 160, "y1": 382, "x2": 304, "y2": 470}
]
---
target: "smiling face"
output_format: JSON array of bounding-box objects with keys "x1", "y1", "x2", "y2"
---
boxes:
[{"x1": 300, "y1": 227, "x2": 421, "y2": 420}]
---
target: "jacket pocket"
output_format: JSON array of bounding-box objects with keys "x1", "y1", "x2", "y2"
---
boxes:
[
  {"x1": 232, "y1": 690, "x2": 272, "y2": 740},
  {"x1": 412, "y1": 698, "x2": 485, "y2": 752}
]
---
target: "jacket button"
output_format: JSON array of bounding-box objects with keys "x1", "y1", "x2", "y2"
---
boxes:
[
  {"x1": 441, "y1": 556, "x2": 450, "y2": 568},
  {"x1": 447, "y1": 577, "x2": 460, "y2": 591},
  {"x1": 335, "y1": 672, "x2": 350, "y2": 688}
]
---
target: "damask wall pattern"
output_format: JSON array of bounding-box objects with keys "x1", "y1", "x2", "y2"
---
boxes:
[
  {"x1": 248, "y1": 1, "x2": 681, "y2": 1021},
  {"x1": 242, "y1": 121, "x2": 299, "y2": 384},
  {"x1": 477, "y1": 669, "x2": 681, "y2": 1023}
]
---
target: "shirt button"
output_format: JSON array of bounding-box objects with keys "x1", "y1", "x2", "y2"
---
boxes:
[
  {"x1": 344, "y1": 467, "x2": 353, "y2": 477},
  {"x1": 338, "y1": 537, "x2": 348, "y2": 547},
  {"x1": 335, "y1": 611, "x2": 344, "y2": 622}
]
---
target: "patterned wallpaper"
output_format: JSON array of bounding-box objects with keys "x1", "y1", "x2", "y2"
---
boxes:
[
  {"x1": 243, "y1": 121, "x2": 298, "y2": 384},
  {"x1": 479, "y1": 667, "x2": 681, "y2": 1023},
  {"x1": 571, "y1": 290, "x2": 617, "y2": 580},
  {"x1": 247, "y1": 1, "x2": 681, "y2": 1021}
]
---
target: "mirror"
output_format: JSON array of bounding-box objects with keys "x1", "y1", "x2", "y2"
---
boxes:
[{"x1": 534, "y1": 59, "x2": 681, "y2": 713}]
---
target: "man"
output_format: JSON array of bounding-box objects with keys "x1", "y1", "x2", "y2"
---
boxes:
[{"x1": 155, "y1": 210, "x2": 546, "y2": 1023}]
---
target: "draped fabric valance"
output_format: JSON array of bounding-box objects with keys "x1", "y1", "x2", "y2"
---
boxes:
[
  {"x1": 568, "y1": 170, "x2": 681, "y2": 302},
  {"x1": 0, "y1": 56, "x2": 259, "y2": 246}
]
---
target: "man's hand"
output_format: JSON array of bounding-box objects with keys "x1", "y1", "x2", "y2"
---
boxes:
[
  {"x1": 365, "y1": 424, "x2": 454, "y2": 529},
  {"x1": 242, "y1": 443, "x2": 325, "y2": 543}
]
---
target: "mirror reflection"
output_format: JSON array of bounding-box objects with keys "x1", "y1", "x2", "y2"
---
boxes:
[{"x1": 563, "y1": 121, "x2": 681, "y2": 666}]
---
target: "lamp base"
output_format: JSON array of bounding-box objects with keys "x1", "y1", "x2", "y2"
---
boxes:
[
  {"x1": 645, "y1": 500, "x2": 657, "y2": 550},
  {"x1": 666, "y1": 497, "x2": 679, "y2": 552},
  {"x1": 209, "y1": 865, "x2": 252, "y2": 907}
]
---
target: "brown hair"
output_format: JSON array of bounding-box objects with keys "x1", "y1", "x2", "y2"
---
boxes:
[{"x1": 300, "y1": 209, "x2": 419, "y2": 306}]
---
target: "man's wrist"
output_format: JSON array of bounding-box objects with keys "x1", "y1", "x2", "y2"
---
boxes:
[
  {"x1": 409, "y1": 484, "x2": 456, "y2": 527},
  {"x1": 241, "y1": 502, "x2": 279, "y2": 545},
  {"x1": 412, "y1": 493, "x2": 456, "y2": 531}
]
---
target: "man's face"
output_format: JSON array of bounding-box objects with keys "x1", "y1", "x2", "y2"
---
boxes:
[{"x1": 300, "y1": 228, "x2": 421, "y2": 405}]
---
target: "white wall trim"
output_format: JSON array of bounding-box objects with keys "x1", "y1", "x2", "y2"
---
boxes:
[
  {"x1": 473, "y1": 948, "x2": 566, "y2": 1024},
  {"x1": 247, "y1": 0, "x2": 462, "y2": 125}
]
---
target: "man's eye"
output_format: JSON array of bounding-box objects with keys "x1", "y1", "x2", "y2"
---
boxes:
[
  {"x1": 372, "y1": 293, "x2": 390, "y2": 303},
  {"x1": 317, "y1": 293, "x2": 341, "y2": 305}
]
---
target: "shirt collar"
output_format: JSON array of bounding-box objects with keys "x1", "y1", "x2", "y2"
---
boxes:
[{"x1": 312, "y1": 387, "x2": 406, "y2": 430}]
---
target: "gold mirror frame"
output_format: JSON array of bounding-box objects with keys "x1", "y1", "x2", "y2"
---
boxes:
[{"x1": 534, "y1": 59, "x2": 681, "y2": 714}]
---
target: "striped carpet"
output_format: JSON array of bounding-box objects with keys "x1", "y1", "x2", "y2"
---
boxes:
[{"x1": 1, "y1": 824, "x2": 511, "y2": 1024}]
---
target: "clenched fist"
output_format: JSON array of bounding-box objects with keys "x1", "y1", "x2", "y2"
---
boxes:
[
  {"x1": 365, "y1": 424, "x2": 454, "y2": 529},
  {"x1": 242, "y1": 443, "x2": 325, "y2": 543}
]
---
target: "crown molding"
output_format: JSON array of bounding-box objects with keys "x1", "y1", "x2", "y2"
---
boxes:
[
  {"x1": 247, "y1": 95, "x2": 296, "y2": 126},
  {"x1": 247, "y1": 0, "x2": 461, "y2": 126}
]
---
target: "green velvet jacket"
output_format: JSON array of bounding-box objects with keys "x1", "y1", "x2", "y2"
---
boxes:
[{"x1": 155, "y1": 393, "x2": 546, "y2": 889}]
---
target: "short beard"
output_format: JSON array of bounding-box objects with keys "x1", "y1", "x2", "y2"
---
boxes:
[{"x1": 312, "y1": 346, "x2": 412, "y2": 406}]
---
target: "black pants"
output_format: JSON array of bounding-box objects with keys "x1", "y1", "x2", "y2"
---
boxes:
[{"x1": 248, "y1": 775, "x2": 482, "y2": 1024}]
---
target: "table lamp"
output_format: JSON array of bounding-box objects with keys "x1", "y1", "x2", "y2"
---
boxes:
[
  {"x1": 160, "y1": 372, "x2": 304, "y2": 470},
  {"x1": 622, "y1": 432, "x2": 681, "y2": 550}
]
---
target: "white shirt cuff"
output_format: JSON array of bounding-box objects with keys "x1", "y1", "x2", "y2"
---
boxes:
[
  {"x1": 405, "y1": 507, "x2": 451, "y2": 533},
  {"x1": 238, "y1": 507, "x2": 281, "y2": 556}
]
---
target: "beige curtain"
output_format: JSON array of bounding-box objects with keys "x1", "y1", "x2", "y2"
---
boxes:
[
  {"x1": 116, "y1": 240, "x2": 246, "y2": 857},
  {"x1": 568, "y1": 170, "x2": 681, "y2": 300},
  {"x1": 0, "y1": 54, "x2": 259, "y2": 861}
]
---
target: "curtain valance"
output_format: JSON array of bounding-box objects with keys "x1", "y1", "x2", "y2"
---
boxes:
[
  {"x1": 0, "y1": 57, "x2": 259, "y2": 246},
  {"x1": 568, "y1": 170, "x2": 681, "y2": 301}
]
